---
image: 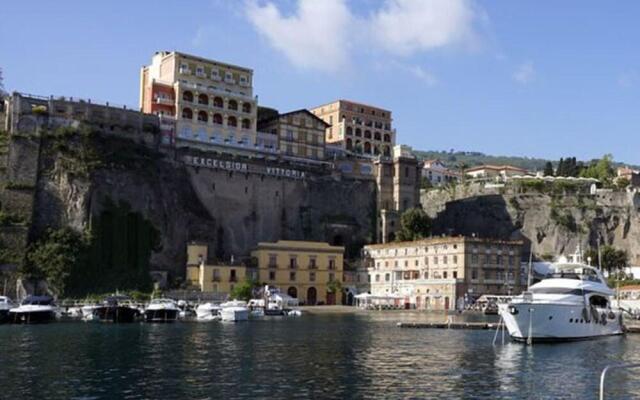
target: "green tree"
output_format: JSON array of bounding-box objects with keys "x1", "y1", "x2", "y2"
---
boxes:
[
  {"x1": 584, "y1": 245, "x2": 628, "y2": 273},
  {"x1": 396, "y1": 207, "x2": 432, "y2": 242},
  {"x1": 230, "y1": 278, "x2": 257, "y2": 301},
  {"x1": 327, "y1": 279, "x2": 342, "y2": 294},
  {"x1": 557, "y1": 158, "x2": 565, "y2": 176},
  {"x1": 24, "y1": 228, "x2": 89, "y2": 297},
  {"x1": 420, "y1": 176, "x2": 432, "y2": 189},
  {"x1": 616, "y1": 177, "x2": 630, "y2": 189},
  {"x1": 580, "y1": 154, "x2": 615, "y2": 184},
  {"x1": 543, "y1": 161, "x2": 554, "y2": 176}
]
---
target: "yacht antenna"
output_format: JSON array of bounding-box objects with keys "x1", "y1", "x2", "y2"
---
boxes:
[
  {"x1": 597, "y1": 234, "x2": 602, "y2": 271},
  {"x1": 527, "y1": 250, "x2": 533, "y2": 290}
]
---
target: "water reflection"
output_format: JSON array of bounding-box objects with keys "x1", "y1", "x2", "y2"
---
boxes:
[{"x1": 0, "y1": 314, "x2": 640, "y2": 399}]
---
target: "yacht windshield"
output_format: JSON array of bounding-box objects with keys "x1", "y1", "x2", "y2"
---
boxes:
[{"x1": 547, "y1": 264, "x2": 602, "y2": 283}]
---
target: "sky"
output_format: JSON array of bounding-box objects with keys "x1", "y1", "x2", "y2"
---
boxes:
[{"x1": 2, "y1": 0, "x2": 640, "y2": 164}]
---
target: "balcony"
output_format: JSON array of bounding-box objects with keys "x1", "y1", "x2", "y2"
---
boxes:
[
  {"x1": 179, "y1": 68, "x2": 192, "y2": 75},
  {"x1": 229, "y1": 277, "x2": 238, "y2": 283},
  {"x1": 239, "y1": 81, "x2": 250, "y2": 87},
  {"x1": 224, "y1": 77, "x2": 236, "y2": 84},
  {"x1": 212, "y1": 276, "x2": 221, "y2": 282},
  {"x1": 155, "y1": 97, "x2": 174, "y2": 106},
  {"x1": 268, "y1": 264, "x2": 278, "y2": 269},
  {"x1": 196, "y1": 71, "x2": 206, "y2": 78},
  {"x1": 211, "y1": 74, "x2": 221, "y2": 81}
]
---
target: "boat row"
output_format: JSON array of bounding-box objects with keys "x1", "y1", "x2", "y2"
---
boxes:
[{"x1": 0, "y1": 286, "x2": 303, "y2": 324}]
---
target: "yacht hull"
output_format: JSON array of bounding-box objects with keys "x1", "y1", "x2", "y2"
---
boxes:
[
  {"x1": 500, "y1": 303, "x2": 623, "y2": 342},
  {"x1": 144, "y1": 309, "x2": 178, "y2": 323},
  {"x1": 220, "y1": 307, "x2": 249, "y2": 322},
  {"x1": 10, "y1": 310, "x2": 56, "y2": 324},
  {"x1": 0, "y1": 309, "x2": 10, "y2": 324},
  {"x1": 93, "y1": 306, "x2": 139, "y2": 323}
]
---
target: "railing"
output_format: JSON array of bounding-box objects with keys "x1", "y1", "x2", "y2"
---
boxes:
[
  {"x1": 268, "y1": 264, "x2": 278, "y2": 269},
  {"x1": 599, "y1": 363, "x2": 640, "y2": 400}
]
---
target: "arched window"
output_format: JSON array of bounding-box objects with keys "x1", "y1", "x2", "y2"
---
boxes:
[
  {"x1": 374, "y1": 145, "x2": 380, "y2": 155},
  {"x1": 213, "y1": 114, "x2": 223, "y2": 125},
  {"x1": 374, "y1": 131, "x2": 381, "y2": 140},
  {"x1": 228, "y1": 100, "x2": 238, "y2": 111},
  {"x1": 364, "y1": 130, "x2": 372, "y2": 139},
  {"x1": 346, "y1": 126, "x2": 353, "y2": 136},
  {"x1": 346, "y1": 138, "x2": 353, "y2": 150},
  {"x1": 182, "y1": 91, "x2": 193, "y2": 102},
  {"x1": 355, "y1": 128, "x2": 362, "y2": 137},
  {"x1": 355, "y1": 140, "x2": 362, "y2": 154},
  {"x1": 364, "y1": 142, "x2": 372, "y2": 154},
  {"x1": 213, "y1": 97, "x2": 223, "y2": 108},
  {"x1": 241, "y1": 118, "x2": 251, "y2": 129},
  {"x1": 242, "y1": 103, "x2": 251, "y2": 113},
  {"x1": 198, "y1": 94, "x2": 208, "y2": 105},
  {"x1": 182, "y1": 107, "x2": 193, "y2": 119},
  {"x1": 383, "y1": 133, "x2": 391, "y2": 142},
  {"x1": 197, "y1": 111, "x2": 208, "y2": 122},
  {"x1": 227, "y1": 116, "x2": 237, "y2": 127},
  {"x1": 383, "y1": 145, "x2": 391, "y2": 156}
]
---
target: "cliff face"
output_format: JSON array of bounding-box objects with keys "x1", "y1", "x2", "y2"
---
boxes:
[
  {"x1": 26, "y1": 134, "x2": 376, "y2": 276},
  {"x1": 422, "y1": 187, "x2": 640, "y2": 264}
]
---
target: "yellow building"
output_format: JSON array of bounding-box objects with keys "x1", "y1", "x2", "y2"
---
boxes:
[
  {"x1": 186, "y1": 242, "x2": 256, "y2": 295},
  {"x1": 310, "y1": 99, "x2": 395, "y2": 157},
  {"x1": 251, "y1": 240, "x2": 344, "y2": 305},
  {"x1": 140, "y1": 51, "x2": 259, "y2": 149}
]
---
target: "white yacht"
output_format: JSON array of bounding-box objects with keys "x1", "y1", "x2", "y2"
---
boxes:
[
  {"x1": 220, "y1": 300, "x2": 249, "y2": 322},
  {"x1": 9, "y1": 295, "x2": 57, "y2": 324},
  {"x1": 195, "y1": 302, "x2": 222, "y2": 321},
  {"x1": 499, "y1": 251, "x2": 623, "y2": 342},
  {"x1": 144, "y1": 299, "x2": 179, "y2": 322},
  {"x1": 0, "y1": 296, "x2": 15, "y2": 323}
]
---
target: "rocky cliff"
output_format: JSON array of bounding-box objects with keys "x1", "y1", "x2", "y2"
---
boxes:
[{"x1": 422, "y1": 186, "x2": 640, "y2": 264}]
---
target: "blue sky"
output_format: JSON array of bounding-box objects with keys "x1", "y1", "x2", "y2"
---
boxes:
[{"x1": 2, "y1": 0, "x2": 640, "y2": 164}]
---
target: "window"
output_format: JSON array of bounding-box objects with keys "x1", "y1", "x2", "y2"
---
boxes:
[
  {"x1": 443, "y1": 271, "x2": 448, "y2": 279},
  {"x1": 415, "y1": 259, "x2": 419, "y2": 267},
  {"x1": 472, "y1": 269, "x2": 478, "y2": 279},
  {"x1": 230, "y1": 269, "x2": 237, "y2": 282},
  {"x1": 375, "y1": 274, "x2": 380, "y2": 282},
  {"x1": 329, "y1": 259, "x2": 336, "y2": 270},
  {"x1": 290, "y1": 272, "x2": 296, "y2": 281},
  {"x1": 434, "y1": 256, "x2": 438, "y2": 265},
  {"x1": 443, "y1": 256, "x2": 448, "y2": 264},
  {"x1": 385, "y1": 273, "x2": 390, "y2": 282},
  {"x1": 329, "y1": 273, "x2": 335, "y2": 282},
  {"x1": 424, "y1": 271, "x2": 429, "y2": 279},
  {"x1": 269, "y1": 271, "x2": 276, "y2": 280},
  {"x1": 453, "y1": 271, "x2": 458, "y2": 279},
  {"x1": 424, "y1": 257, "x2": 429, "y2": 266},
  {"x1": 213, "y1": 269, "x2": 221, "y2": 282},
  {"x1": 289, "y1": 257, "x2": 297, "y2": 269},
  {"x1": 268, "y1": 255, "x2": 277, "y2": 268},
  {"x1": 453, "y1": 255, "x2": 458, "y2": 264},
  {"x1": 472, "y1": 254, "x2": 478, "y2": 264},
  {"x1": 309, "y1": 272, "x2": 316, "y2": 282},
  {"x1": 286, "y1": 130, "x2": 294, "y2": 140},
  {"x1": 309, "y1": 257, "x2": 317, "y2": 269}
]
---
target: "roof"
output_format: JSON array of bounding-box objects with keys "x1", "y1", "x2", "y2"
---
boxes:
[
  {"x1": 364, "y1": 236, "x2": 523, "y2": 250},
  {"x1": 258, "y1": 109, "x2": 330, "y2": 128},
  {"x1": 465, "y1": 164, "x2": 528, "y2": 173},
  {"x1": 154, "y1": 51, "x2": 253, "y2": 74},
  {"x1": 253, "y1": 240, "x2": 344, "y2": 253},
  {"x1": 310, "y1": 99, "x2": 392, "y2": 114}
]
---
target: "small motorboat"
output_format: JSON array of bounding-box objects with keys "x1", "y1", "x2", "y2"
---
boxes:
[
  {"x1": 0, "y1": 296, "x2": 16, "y2": 324},
  {"x1": 9, "y1": 295, "x2": 57, "y2": 324},
  {"x1": 195, "y1": 302, "x2": 221, "y2": 321},
  {"x1": 220, "y1": 300, "x2": 249, "y2": 322},
  {"x1": 92, "y1": 295, "x2": 140, "y2": 323},
  {"x1": 144, "y1": 298, "x2": 179, "y2": 323}
]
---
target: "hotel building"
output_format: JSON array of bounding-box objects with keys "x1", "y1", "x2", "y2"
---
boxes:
[
  {"x1": 251, "y1": 240, "x2": 344, "y2": 305},
  {"x1": 363, "y1": 237, "x2": 523, "y2": 310},
  {"x1": 257, "y1": 108, "x2": 329, "y2": 161},
  {"x1": 139, "y1": 51, "x2": 260, "y2": 149},
  {"x1": 310, "y1": 100, "x2": 395, "y2": 157}
]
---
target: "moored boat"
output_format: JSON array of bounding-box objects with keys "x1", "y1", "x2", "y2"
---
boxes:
[
  {"x1": 0, "y1": 296, "x2": 16, "y2": 324},
  {"x1": 499, "y1": 250, "x2": 623, "y2": 342},
  {"x1": 92, "y1": 295, "x2": 140, "y2": 323},
  {"x1": 195, "y1": 302, "x2": 221, "y2": 321},
  {"x1": 144, "y1": 298, "x2": 179, "y2": 322},
  {"x1": 9, "y1": 295, "x2": 57, "y2": 324},
  {"x1": 220, "y1": 300, "x2": 249, "y2": 322}
]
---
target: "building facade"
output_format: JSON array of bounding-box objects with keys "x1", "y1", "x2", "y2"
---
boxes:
[
  {"x1": 251, "y1": 240, "x2": 344, "y2": 305},
  {"x1": 185, "y1": 243, "x2": 257, "y2": 295},
  {"x1": 310, "y1": 100, "x2": 395, "y2": 157},
  {"x1": 465, "y1": 165, "x2": 529, "y2": 180},
  {"x1": 422, "y1": 159, "x2": 460, "y2": 186},
  {"x1": 363, "y1": 237, "x2": 523, "y2": 310},
  {"x1": 257, "y1": 109, "x2": 329, "y2": 161},
  {"x1": 140, "y1": 51, "x2": 260, "y2": 149}
]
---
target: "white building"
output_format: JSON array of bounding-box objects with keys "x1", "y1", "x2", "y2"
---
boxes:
[{"x1": 421, "y1": 159, "x2": 459, "y2": 186}]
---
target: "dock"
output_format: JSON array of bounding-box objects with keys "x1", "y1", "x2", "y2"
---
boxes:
[{"x1": 397, "y1": 322, "x2": 498, "y2": 330}]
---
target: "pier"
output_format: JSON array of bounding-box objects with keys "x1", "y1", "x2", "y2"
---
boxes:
[{"x1": 397, "y1": 321, "x2": 499, "y2": 330}]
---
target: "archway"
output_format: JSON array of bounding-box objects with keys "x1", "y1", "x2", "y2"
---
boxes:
[
  {"x1": 287, "y1": 286, "x2": 298, "y2": 299},
  {"x1": 346, "y1": 291, "x2": 354, "y2": 306},
  {"x1": 307, "y1": 287, "x2": 317, "y2": 305},
  {"x1": 326, "y1": 291, "x2": 336, "y2": 305}
]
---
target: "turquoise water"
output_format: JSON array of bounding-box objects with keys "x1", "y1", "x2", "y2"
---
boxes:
[{"x1": 0, "y1": 312, "x2": 639, "y2": 399}]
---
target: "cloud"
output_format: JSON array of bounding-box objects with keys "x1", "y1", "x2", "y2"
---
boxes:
[
  {"x1": 513, "y1": 61, "x2": 535, "y2": 84},
  {"x1": 372, "y1": 0, "x2": 480, "y2": 56},
  {"x1": 399, "y1": 64, "x2": 438, "y2": 86},
  {"x1": 245, "y1": 0, "x2": 352, "y2": 73}
]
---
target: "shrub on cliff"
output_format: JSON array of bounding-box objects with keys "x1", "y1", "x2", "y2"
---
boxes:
[{"x1": 396, "y1": 208, "x2": 432, "y2": 242}]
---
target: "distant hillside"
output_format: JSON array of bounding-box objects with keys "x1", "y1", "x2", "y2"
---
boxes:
[
  {"x1": 413, "y1": 150, "x2": 639, "y2": 172},
  {"x1": 413, "y1": 150, "x2": 550, "y2": 171}
]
